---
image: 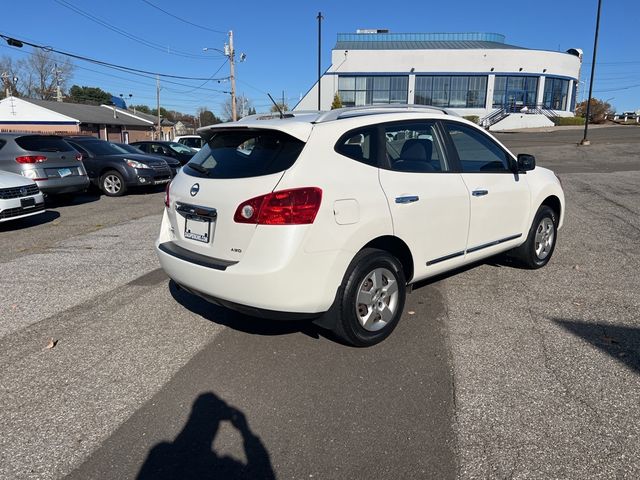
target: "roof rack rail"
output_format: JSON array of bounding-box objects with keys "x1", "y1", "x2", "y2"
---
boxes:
[{"x1": 314, "y1": 104, "x2": 459, "y2": 123}]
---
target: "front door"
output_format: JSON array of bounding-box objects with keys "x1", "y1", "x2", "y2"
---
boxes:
[
  {"x1": 442, "y1": 122, "x2": 531, "y2": 260},
  {"x1": 378, "y1": 121, "x2": 470, "y2": 281}
]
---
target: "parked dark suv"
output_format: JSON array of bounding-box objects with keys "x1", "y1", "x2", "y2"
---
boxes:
[
  {"x1": 65, "y1": 137, "x2": 172, "y2": 196},
  {"x1": 0, "y1": 133, "x2": 89, "y2": 196},
  {"x1": 131, "y1": 141, "x2": 196, "y2": 165}
]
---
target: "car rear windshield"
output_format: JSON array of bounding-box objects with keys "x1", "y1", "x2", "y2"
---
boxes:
[
  {"x1": 184, "y1": 129, "x2": 305, "y2": 179},
  {"x1": 15, "y1": 135, "x2": 75, "y2": 152}
]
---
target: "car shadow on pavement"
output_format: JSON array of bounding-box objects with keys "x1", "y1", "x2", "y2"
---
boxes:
[
  {"x1": 45, "y1": 191, "x2": 101, "y2": 207},
  {"x1": 169, "y1": 281, "x2": 324, "y2": 340},
  {"x1": 552, "y1": 318, "x2": 640, "y2": 373},
  {"x1": 137, "y1": 392, "x2": 276, "y2": 480},
  {"x1": 0, "y1": 210, "x2": 60, "y2": 231}
]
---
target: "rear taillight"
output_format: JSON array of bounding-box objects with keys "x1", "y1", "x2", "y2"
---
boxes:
[
  {"x1": 164, "y1": 182, "x2": 171, "y2": 208},
  {"x1": 16, "y1": 155, "x2": 47, "y2": 164},
  {"x1": 234, "y1": 187, "x2": 322, "y2": 225}
]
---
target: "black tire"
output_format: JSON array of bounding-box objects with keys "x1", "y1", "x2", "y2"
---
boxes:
[
  {"x1": 332, "y1": 248, "x2": 407, "y2": 347},
  {"x1": 100, "y1": 170, "x2": 126, "y2": 197},
  {"x1": 510, "y1": 205, "x2": 558, "y2": 269}
]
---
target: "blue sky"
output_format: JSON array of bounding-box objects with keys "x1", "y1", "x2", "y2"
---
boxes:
[{"x1": 1, "y1": 0, "x2": 639, "y2": 116}]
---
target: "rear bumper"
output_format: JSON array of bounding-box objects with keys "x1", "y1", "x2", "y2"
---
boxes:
[
  {"x1": 155, "y1": 213, "x2": 352, "y2": 316},
  {"x1": 37, "y1": 176, "x2": 89, "y2": 194}
]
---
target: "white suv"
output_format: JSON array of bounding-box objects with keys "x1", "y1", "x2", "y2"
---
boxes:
[{"x1": 157, "y1": 106, "x2": 564, "y2": 346}]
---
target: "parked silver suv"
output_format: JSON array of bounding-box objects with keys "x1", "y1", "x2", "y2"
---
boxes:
[{"x1": 0, "y1": 133, "x2": 89, "y2": 196}]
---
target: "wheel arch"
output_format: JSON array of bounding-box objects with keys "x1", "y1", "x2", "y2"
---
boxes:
[
  {"x1": 361, "y1": 235, "x2": 414, "y2": 283},
  {"x1": 541, "y1": 194, "x2": 562, "y2": 220}
]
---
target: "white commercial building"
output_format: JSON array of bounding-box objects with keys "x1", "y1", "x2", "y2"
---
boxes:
[{"x1": 295, "y1": 32, "x2": 582, "y2": 130}]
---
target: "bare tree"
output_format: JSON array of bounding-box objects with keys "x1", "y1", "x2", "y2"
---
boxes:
[
  {"x1": 24, "y1": 50, "x2": 74, "y2": 100},
  {"x1": 222, "y1": 94, "x2": 252, "y2": 121}
]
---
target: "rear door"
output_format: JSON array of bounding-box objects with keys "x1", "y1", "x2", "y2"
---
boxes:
[
  {"x1": 378, "y1": 121, "x2": 470, "y2": 280},
  {"x1": 167, "y1": 128, "x2": 306, "y2": 263}
]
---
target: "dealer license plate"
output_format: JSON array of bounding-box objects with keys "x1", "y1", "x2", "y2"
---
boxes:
[
  {"x1": 184, "y1": 215, "x2": 212, "y2": 243},
  {"x1": 58, "y1": 168, "x2": 72, "y2": 177},
  {"x1": 20, "y1": 197, "x2": 36, "y2": 208}
]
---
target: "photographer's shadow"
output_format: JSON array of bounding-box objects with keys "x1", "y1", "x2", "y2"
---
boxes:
[{"x1": 137, "y1": 392, "x2": 275, "y2": 480}]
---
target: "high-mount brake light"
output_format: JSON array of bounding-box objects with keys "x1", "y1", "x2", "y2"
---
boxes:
[
  {"x1": 15, "y1": 155, "x2": 47, "y2": 164},
  {"x1": 234, "y1": 187, "x2": 322, "y2": 225}
]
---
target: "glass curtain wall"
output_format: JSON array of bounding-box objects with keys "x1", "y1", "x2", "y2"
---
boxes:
[
  {"x1": 543, "y1": 77, "x2": 570, "y2": 110},
  {"x1": 338, "y1": 76, "x2": 408, "y2": 106},
  {"x1": 414, "y1": 76, "x2": 487, "y2": 108},
  {"x1": 492, "y1": 76, "x2": 539, "y2": 109}
]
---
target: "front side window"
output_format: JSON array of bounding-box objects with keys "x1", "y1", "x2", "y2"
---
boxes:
[
  {"x1": 335, "y1": 128, "x2": 377, "y2": 167},
  {"x1": 415, "y1": 76, "x2": 487, "y2": 108},
  {"x1": 445, "y1": 123, "x2": 510, "y2": 173},
  {"x1": 338, "y1": 75, "x2": 408, "y2": 107},
  {"x1": 384, "y1": 123, "x2": 448, "y2": 173},
  {"x1": 186, "y1": 129, "x2": 305, "y2": 179}
]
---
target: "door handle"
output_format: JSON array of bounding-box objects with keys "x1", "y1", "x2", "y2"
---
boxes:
[
  {"x1": 472, "y1": 189, "x2": 489, "y2": 197},
  {"x1": 395, "y1": 195, "x2": 419, "y2": 204}
]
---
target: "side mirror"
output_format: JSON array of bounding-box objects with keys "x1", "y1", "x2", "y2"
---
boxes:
[{"x1": 517, "y1": 153, "x2": 536, "y2": 172}]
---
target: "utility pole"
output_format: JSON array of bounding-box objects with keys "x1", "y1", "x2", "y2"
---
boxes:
[
  {"x1": 1, "y1": 72, "x2": 10, "y2": 98},
  {"x1": 317, "y1": 11, "x2": 323, "y2": 110},
  {"x1": 580, "y1": 0, "x2": 603, "y2": 146},
  {"x1": 156, "y1": 75, "x2": 162, "y2": 140},
  {"x1": 53, "y1": 64, "x2": 63, "y2": 102},
  {"x1": 228, "y1": 30, "x2": 237, "y2": 121}
]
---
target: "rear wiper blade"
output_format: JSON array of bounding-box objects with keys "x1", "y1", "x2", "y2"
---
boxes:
[{"x1": 187, "y1": 163, "x2": 210, "y2": 176}]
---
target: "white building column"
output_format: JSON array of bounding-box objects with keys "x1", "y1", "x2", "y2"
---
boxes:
[
  {"x1": 566, "y1": 80, "x2": 575, "y2": 112},
  {"x1": 408, "y1": 74, "x2": 416, "y2": 104},
  {"x1": 485, "y1": 75, "x2": 495, "y2": 111},
  {"x1": 536, "y1": 76, "x2": 546, "y2": 106}
]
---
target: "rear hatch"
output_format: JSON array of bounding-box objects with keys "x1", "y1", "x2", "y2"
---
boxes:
[
  {"x1": 15, "y1": 135, "x2": 83, "y2": 178},
  {"x1": 167, "y1": 128, "x2": 307, "y2": 262}
]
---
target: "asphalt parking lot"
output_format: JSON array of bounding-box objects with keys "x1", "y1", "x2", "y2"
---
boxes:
[{"x1": 0, "y1": 125, "x2": 638, "y2": 479}]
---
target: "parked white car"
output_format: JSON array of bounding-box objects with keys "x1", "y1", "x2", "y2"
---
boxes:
[
  {"x1": 173, "y1": 135, "x2": 204, "y2": 151},
  {"x1": 0, "y1": 170, "x2": 45, "y2": 223},
  {"x1": 157, "y1": 106, "x2": 565, "y2": 346}
]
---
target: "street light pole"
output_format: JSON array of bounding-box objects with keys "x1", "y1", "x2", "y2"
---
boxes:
[{"x1": 580, "y1": 0, "x2": 603, "y2": 146}]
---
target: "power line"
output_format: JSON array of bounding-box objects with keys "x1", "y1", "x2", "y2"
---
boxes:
[
  {"x1": 54, "y1": 0, "x2": 211, "y2": 60},
  {"x1": 169, "y1": 59, "x2": 230, "y2": 95},
  {"x1": 0, "y1": 32, "x2": 226, "y2": 81},
  {"x1": 140, "y1": 0, "x2": 227, "y2": 34},
  {"x1": 0, "y1": 44, "x2": 228, "y2": 99}
]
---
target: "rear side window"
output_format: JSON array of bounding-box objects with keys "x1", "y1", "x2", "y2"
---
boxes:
[
  {"x1": 385, "y1": 122, "x2": 448, "y2": 172},
  {"x1": 335, "y1": 128, "x2": 377, "y2": 167},
  {"x1": 185, "y1": 129, "x2": 305, "y2": 179},
  {"x1": 0, "y1": 140, "x2": 5, "y2": 151},
  {"x1": 15, "y1": 135, "x2": 74, "y2": 152}
]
